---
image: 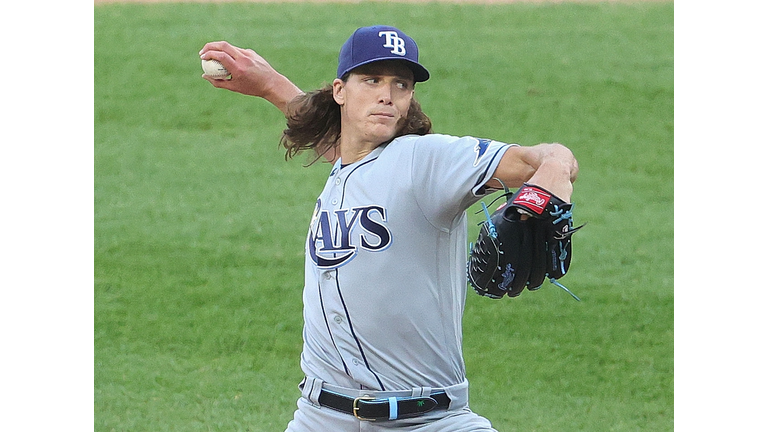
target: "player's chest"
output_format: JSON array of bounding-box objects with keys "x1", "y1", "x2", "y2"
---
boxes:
[{"x1": 307, "y1": 165, "x2": 414, "y2": 270}]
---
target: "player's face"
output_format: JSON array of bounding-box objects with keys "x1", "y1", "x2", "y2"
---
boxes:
[{"x1": 334, "y1": 61, "x2": 415, "y2": 148}]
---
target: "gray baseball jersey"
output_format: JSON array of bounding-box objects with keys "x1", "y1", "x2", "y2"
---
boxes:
[{"x1": 300, "y1": 133, "x2": 512, "y2": 392}]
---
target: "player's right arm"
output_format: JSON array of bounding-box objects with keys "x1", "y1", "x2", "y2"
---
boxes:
[
  {"x1": 199, "y1": 41, "x2": 304, "y2": 115},
  {"x1": 199, "y1": 41, "x2": 338, "y2": 163}
]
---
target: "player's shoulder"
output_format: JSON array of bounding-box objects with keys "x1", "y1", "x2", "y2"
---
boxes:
[
  {"x1": 389, "y1": 133, "x2": 481, "y2": 148},
  {"x1": 390, "y1": 134, "x2": 516, "y2": 153}
]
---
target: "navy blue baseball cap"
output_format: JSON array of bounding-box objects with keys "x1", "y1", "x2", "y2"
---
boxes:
[{"x1": 337, "y1": 25, "x2": 430, "y2": 82}]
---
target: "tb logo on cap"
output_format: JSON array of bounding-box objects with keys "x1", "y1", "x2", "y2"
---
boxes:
[{"x1": 379, "y1": 31, "x2": 406, "y2": 56}]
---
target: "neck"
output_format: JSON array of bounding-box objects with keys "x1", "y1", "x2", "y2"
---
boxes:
[
  {"x1": 340, "y1": 147, "x2": 376, "y2": 165},
  {"x1": 338, "y1": 132, "x2": 387, "y2": 165}
]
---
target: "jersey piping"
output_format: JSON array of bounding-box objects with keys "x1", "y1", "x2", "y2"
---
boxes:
[
  {"x1": 325, "y1": 155, "x2": 387, "y2": 390},
  {"x1": 317, "y1": 272, "x2": 350, "y2": 376}
]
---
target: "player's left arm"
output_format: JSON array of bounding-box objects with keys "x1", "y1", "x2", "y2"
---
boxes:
[{"x1": 488, "y1": 143, "x2": 578, "y2": 202}]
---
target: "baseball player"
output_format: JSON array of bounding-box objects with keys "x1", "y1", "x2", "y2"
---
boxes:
[{"x1": 200, "y1": 25, "x2": 578, "y2": 431}]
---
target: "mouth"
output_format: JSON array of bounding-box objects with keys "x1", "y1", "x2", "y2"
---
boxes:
[{"x1": 370, "y1": 111, "x2": 395, "y2": 119}]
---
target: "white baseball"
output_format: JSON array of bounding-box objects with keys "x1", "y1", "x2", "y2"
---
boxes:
[{"x1": 202, "y1": 59, "x2": 230, "y2": 79}]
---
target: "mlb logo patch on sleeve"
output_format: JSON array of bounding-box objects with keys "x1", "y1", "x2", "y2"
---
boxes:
[{"x1": 472, "y1": 138, "x2": 492, "y2": 167}]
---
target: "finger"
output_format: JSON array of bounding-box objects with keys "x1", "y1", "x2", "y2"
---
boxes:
[
  {"x1": 199, "y1": 40, "x2": 232, "y2": 56},
  {"x1": 200, "y1": 41, "x2": 244, "y2": 62},
  {"x1": 201, "y1": 50, "x2": 235, "y2": 67},
  {"x1": 200, "y1": 49, "x2": 235, "y2": 63}
]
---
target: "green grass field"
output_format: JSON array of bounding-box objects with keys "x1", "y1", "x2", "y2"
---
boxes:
[{"x1": 94, "y1": 2, "x2": 673, "y2": 430}]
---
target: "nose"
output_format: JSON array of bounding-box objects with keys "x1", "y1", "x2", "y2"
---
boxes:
[{"x1": 378, "y1": 84, "x2": 393, "y2": 105}]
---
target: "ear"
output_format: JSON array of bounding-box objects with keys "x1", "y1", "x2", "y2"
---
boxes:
[{"x1": 332, "y1": 78, "x2": 345, "y2": 106}]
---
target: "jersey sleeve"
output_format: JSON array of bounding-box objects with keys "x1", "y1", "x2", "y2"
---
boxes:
[{"x1": 408, "y1": 134, "x2": 514, "y2": 230}]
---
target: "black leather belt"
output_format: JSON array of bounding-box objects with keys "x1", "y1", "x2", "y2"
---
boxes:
[{"x1": 317, "y1": 389, "x2": 451, "y2": 421}]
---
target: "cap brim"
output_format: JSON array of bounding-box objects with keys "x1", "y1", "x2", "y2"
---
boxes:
[
  {"x1": 340, "y1": 57, "x2": 430, "y2": 83},
  {"x1": 407, "y1": 61, "x2": 430, "y2": 83}
]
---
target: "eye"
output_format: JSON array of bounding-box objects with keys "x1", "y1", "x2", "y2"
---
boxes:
[{"x1": 396, "y1": 82, "x2": 410, "y2": 90}]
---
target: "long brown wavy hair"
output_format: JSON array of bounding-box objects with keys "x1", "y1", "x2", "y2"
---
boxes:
[{"x1": 280, "y1": 80, "x2": 433, "y2": 165}]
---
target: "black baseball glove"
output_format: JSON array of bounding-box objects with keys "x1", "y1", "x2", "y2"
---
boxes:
[{"x1": 467, "y1": 183, "x2": 583, "y2": 300}]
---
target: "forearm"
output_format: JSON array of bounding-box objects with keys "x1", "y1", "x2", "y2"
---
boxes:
[
  {"x1": 492, "y1": 143, "x2": 578, "y2": 202},
  {"x1": 525, "y1": 144, "x2": 577, "y2": 202},
  {"x1": 261, "y1": 73, "x2": 304, "y2": 116},
  {"x1": 527, "y1": 158, "x2": 576, "y2": 202}
]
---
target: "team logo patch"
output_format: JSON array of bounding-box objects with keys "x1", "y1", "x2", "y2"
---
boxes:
[
  {"x1": 512, "y1": 186, "x2": 551, "y2": 215},
  {"x1": 379, "y1": 31, "x2": 406, "y2": 56},
  {"x1": 473, "y1": 138, "x2": 492, "y2": 167}
]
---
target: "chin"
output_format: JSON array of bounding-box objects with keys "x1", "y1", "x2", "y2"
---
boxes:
[{"x1": 367, "y1": 126, "x2": 398, "y2": 144}]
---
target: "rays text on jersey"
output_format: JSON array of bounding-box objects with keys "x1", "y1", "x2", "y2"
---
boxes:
[{"x1": 308, "y1": 203, "x2": 392, "y2": 269}]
